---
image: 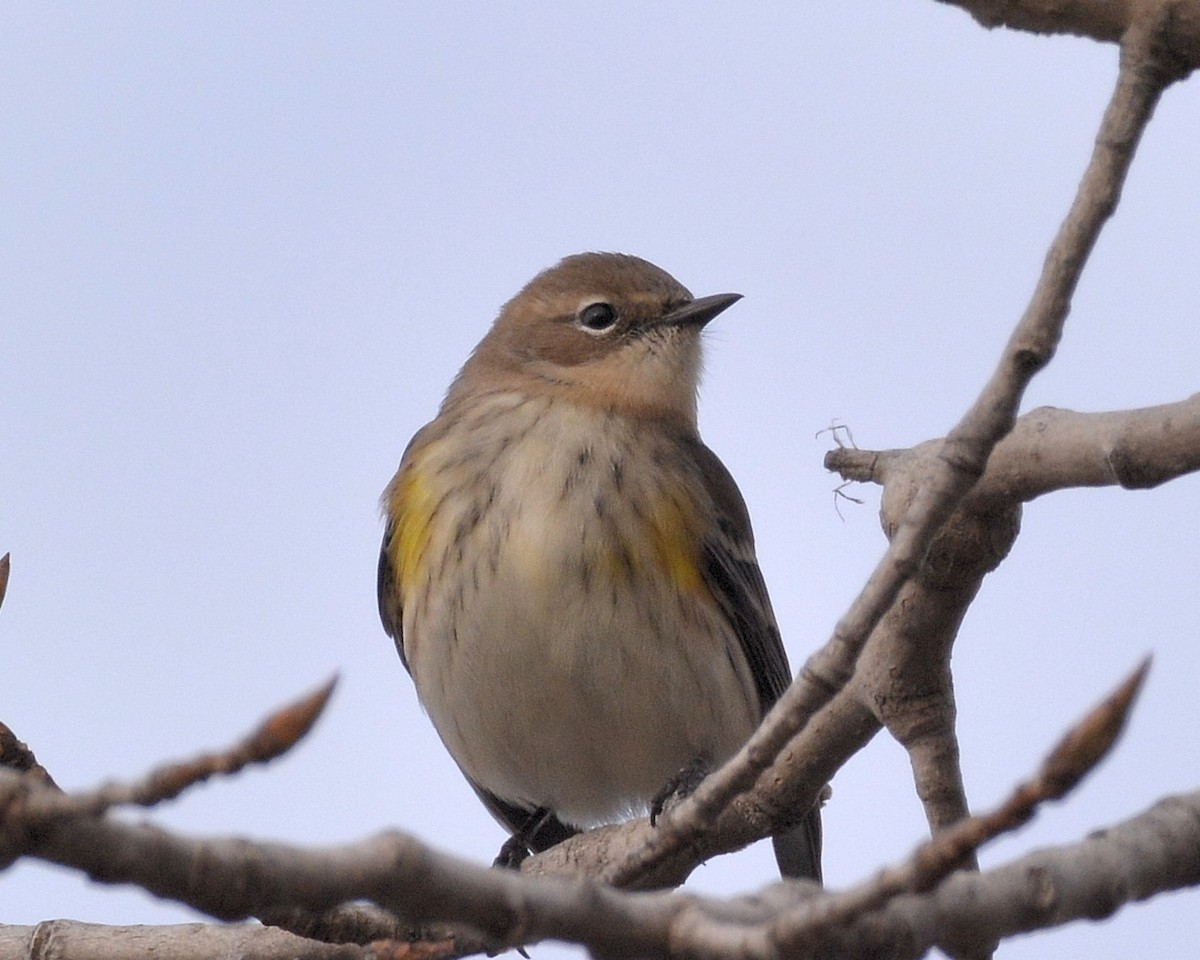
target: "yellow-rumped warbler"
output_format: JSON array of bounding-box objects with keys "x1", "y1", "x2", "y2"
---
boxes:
[{"x1": 377, "y1": 252, "x2": 821, "y2": 879}]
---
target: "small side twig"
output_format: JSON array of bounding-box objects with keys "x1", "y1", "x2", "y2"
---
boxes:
[
  {"x1": 28, "y1": 675, "x2": 337, "y2": 817},
  {"x1": 0, "y1": 552, "x2": 10, "y2": 615},
  {"x1": 0, "y1": 723, "x2": 58, "y2": 790}
]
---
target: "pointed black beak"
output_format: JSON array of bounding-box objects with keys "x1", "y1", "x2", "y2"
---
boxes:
[{"x1": 660, "y1": 292, "x2": 743, "y2": 329}]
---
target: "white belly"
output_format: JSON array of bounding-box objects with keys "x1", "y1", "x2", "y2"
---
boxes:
[{"x1": 401, "y1": 396, "x2": 758, "y2": 826}]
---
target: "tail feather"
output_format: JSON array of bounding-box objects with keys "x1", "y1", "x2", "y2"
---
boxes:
[{"x1": 772, "y1": 800, "x2": 823, "y2": 883}]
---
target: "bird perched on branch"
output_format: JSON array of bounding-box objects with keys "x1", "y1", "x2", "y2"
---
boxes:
[{"x1": 378, "y1": 252, "x2": 821, "y2": 879}]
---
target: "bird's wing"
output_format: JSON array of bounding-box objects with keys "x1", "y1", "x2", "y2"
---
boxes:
[
  {"x1": 378, "y1": 424, "x2": 438, "y2": 674},
  {"x1": 686, "y1": 437, "x2": 792, "y2": 710},
  {"x1": 378, "y1": 419, "x2": 452, "y2": 673},
  {"x1": 377, "y1": 516, "x2": 408, "y2": 672}
]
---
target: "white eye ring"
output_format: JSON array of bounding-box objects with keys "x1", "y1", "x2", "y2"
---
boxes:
[{"x1": 576, "y1": 301, "x2": 618, "y2": 334}]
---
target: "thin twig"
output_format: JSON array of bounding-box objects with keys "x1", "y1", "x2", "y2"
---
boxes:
[
  {"x1": 0, "y1": 723, "x2": 58, "y2": 790},
  {"x1": 29, "y1": 676, "x2": 337, "y2": 817},
  {"x1": 0, "y1": 553, "x2": 9, "y2": 615}
]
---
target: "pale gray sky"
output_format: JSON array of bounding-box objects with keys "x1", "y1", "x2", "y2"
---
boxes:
[{"x1": 2, "y1": 5, "x2": 1198, "y2": 957}]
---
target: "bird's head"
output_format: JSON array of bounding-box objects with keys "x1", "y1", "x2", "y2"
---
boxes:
[{"x1": 449, "y1": 252, "x2": 741, "y2": 429}]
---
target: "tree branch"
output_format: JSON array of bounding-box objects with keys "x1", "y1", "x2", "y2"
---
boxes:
[
  {"x1": 936, "y1": 0, "x2": 1200, "y2": 74},
  {"x1": 0, "y1": 921, "x2": 370, "y2": 960},
  {"x1": 846, "y1": 789, "x2": 1200, "y2": 960},
  {"x1": 604, "y1": 2, "x2": 1180, "y2": 890},
  {"x1": 828, "y1": 395, "x2": 1200, "y2": 508},
  {"x1": 0, "y1": 662, "x2": 1164, "y2": 960}
]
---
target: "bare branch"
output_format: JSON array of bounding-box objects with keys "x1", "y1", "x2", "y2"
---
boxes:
[
  {"x1": 844, "y1": 790, "x2": 1200, "y2": 959},
  {"x1": 0, "y1": 723, "x2": 58, "y2": 792},
  {"x1": 0, "y1": 776, "x2": 681, "y2": 956},
  {"x1": 0, "y1": 658, "x2": 1178, "y2": 960},
  {"x1": 660, "y1": 661, "x2": 1152, "y2": 959},
  {"x1": 816, "y1": 397, "x2": 1199, "y2": 840},
  {"x1": 0, "y1": 921, "x2": 370, "y2": 960},
  {"x1": 258, "y1": 902, "x2": 493, "y2": 957},
  {"x1": 20, "y1": 676, "x2": 338, "y2": 818},
  {"x1": 655, "y1": 789, "x2": 1200, "y2": 960},
  {"x1": 604, "y1": 2, "x2": 1177, "y2": 892},
  {"x1": 780, "y1": 660, "x2": 1148, "y2": 950},
  {"x1": 936, "y1": 0, "x2": 1200, "y2": 74},
  {"x1": 827, "y1": 394, "x2": 1200, "y2": 504},
  {"x1": 117, "y1": 673, "x2": 337, "y2": 808},
  {"x1": 977, "y1": 398, "x2": 1200, "y2": 500}
]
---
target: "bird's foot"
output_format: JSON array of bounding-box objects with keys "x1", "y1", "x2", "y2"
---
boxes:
[
  {"x1": 493, "y1": 835, "x2": 533, "y2": 869},
  {"x1": 650, "y1": 756, "x2": 711, "y2": 825}
]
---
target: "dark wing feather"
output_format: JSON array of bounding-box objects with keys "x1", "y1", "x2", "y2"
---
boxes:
[
  {"x1": 377, "y1": 519, "x2": 409, "y2": 673},
  {"x1": 686, "y1": 438, "x2": 791, "y2": 711},
  {"x1": 687, "y1": 436, "x2": 823, "y2": 882}
]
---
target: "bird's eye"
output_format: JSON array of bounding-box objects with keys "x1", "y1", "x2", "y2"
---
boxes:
[{"x1": 577, "y1": 302, "x2": 618, "y2": 334}]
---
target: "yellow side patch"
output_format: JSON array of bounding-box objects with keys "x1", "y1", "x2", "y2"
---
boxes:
[
  {"x1": 646, "y1": 490, "x2": 705, "y2": 595},
  {"x1": 387, "y1": 466, "x2": 439, "y2": 598}
]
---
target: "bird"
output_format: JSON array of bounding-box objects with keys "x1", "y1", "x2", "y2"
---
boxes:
[{"x1": 377, "y1": 252, "x2": 821, "y2": 880}]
